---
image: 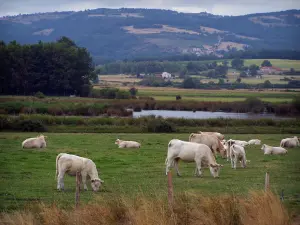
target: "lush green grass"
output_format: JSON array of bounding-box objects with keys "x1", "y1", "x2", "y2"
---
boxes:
[
  {"x1": 1, "y1": 132, "x2": 299, "y2": 211},
  {"x1": 136, "y1": 88, "x2": 297, "y2": 103},
  {"x1": 243, "y1": 59, "x2": 300, "y2": 70}
]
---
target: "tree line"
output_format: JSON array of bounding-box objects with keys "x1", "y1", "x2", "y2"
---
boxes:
[{"x1": 0, "y1": 37, "x2": 95, "y2": 96}]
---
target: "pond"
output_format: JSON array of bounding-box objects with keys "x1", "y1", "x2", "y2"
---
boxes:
[{"x1": 133, "y1": 110, "x2": 293, "y2": 120}]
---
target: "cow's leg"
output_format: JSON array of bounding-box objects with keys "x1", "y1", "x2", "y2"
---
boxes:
[
  {"x1": 195, "y1": 160, "x2": 202, "y2": 177},
  {"x1": 230, "y1": 155, "x2": 235, "y2": 169},
  {"x1": 233, "y1": 155, "x2": 238, "y2": 169},
  {"x1": 165, "y1": 158, "x2": 172, "y2": 176},
  {"x1": 57, "y1": 170, "x2": 65, "y2": 191},
  {"x1": 174, "y1": 158, "x2": 181, "y2": 177},
  {"x1": 81, "y1": 172, "x2": 88, "y2": 191}
]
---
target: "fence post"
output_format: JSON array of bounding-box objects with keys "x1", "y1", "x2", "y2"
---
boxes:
[
  {"x1": 167, "y1": 171, "x2": 173, "y2": 208},
  {"x1": 264, "y1": 172, "x2": 270, "y2": 191},
  {"x1": 280, "y1": 189, "x2": 284, "y2": 201},
  {"x1": 75, "y1": 171, "x2": 81, "y2": 208}
]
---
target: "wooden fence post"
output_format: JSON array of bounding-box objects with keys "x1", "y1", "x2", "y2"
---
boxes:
[
  {"x1": 75, "y1": 171, "x2": 81, "y2": 208},
  {"x1": 264, "y1": 172, "x2": 270, "y2": 191},
  {"x1": 167, "y1": 171, "x2": 173, "y2": 208}
]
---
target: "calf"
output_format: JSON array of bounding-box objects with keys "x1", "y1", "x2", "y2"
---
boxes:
[
  {"x1": 165, "y1": 139, "x2": 223, "y2": 178},
  {"x1": 115, "y1": 139, "x2": 141, "y2": 148},
  {"x1": 248, "y1": 139, "x2": 261, "y2": 145},
  {"x1": 22, "y1": 135, "x2": 47, "y2": 148},
  {"x1": 198, "y1": 131, "x2": 225, "y2": 140},
  {"x1": 280, "y1": 136, "x2": 299, "y2": 148},
  {"x1": 261, "y1": 144, "x2": 287, "y2": 155},
  {"x1": 56, "y1": 153, "x2": 104, "y2": 191},
  {"x1": 230, "y1": 144, "x2": 247, "y2": 169},
  {"x1": 189, "y1": 133, "x2": 226, "y2": 158}
]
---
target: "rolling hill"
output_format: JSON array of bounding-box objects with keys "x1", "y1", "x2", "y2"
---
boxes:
[{"x1": 0, "y1": 8, "x2": 300, "y2": 62}]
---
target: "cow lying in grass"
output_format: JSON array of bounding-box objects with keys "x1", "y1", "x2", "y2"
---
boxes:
[
  {"x1": 165, "y1": 139, "x2": 223, "y2": 178},
  {"x1": 115, "y1": 139, "x2": 141, "y2": 148},
  {"x1": 22, "y1": 134, "x2": 47, "y2": 148},
  {"x1": 261, "y1": 144, "x2": 288, "y2": 155},
  {"x1": 280, "y1": 136, "x2": 299, "y2": 148}
]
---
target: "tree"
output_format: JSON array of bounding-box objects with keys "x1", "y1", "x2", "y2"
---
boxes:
[
  {"x1": 129, "y1": 87, "x2": 138, "y2": 96},
  {"x1": 261, "y1": 60, "x2": 272, "y2": 67},
  {"x1": 239, "y1": 71, "x2": 247, "y2": 77},
  {"x1": 218, "y1": 78, "x2": 225, "y2": 85},
  {"x1": 182, "y1": 77, "x2": 199, "y2": 89},
  {"x1": 249, "y1": 64, "x2": 259, "y2": 76},
  {"x1": 222, "y1": 60, "x2": 229, "y2": 66},
  {"x1": 263, "y1": 80, "x2": 272, "y2": 88},
  {"x1": 231, "y1": 58, "x2": 244, "y2": 70},
  {"x1": 236, "y1": 77, "x2": 242, "y2": 83}
]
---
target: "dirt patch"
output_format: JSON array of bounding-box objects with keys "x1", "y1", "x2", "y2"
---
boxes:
[{"x1": 123, "y1": 25, "x2": 199, "y2": 35}]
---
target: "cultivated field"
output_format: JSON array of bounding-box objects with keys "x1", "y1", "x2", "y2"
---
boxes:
[
  {"x1": 243, "y1": 59, "x2": 300, "y2": 70},
  {"x1": 1, "y1": 132, "x2": 299, "y2": 212},
  {"x1": 115, "y1": 86, "x2": 298, "y2": 102}
]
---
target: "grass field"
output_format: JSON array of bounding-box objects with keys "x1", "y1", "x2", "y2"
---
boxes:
[
  {"x1": 116, "y1": 87, "x2": 298, "y2": 102},
  {"x1": 243, "y1": 59, "x2": 300, "y2": 70},
  {"x1": 1, "y1": 132, "x2": 299, "y2": 212}
]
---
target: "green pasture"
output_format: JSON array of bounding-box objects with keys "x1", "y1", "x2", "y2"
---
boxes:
[
  {"x1": 243, "y1": 59, "x2": 300, "y2": 70},
  {"x1": 137, "y1": 89, "x2": 297, "y2": 103},
  {"x1": 0, "y1": 132, "x2": 299, "y2": 211}
]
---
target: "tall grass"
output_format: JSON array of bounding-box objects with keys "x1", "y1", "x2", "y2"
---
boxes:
[{"x1": 0, "y1": 191, "x2": 289, "y2": 225}]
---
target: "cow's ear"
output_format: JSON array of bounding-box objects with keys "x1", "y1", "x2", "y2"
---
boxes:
[
  {"x1": 210, "y1": 164, "x2": 217, "y2": 168},
  {"x1": 219, "y1": 164, "x2": 223, "y2": 167}
]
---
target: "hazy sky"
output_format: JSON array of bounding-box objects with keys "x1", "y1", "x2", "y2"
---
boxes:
[{"x1": 0, "y1": 0, "x2": 299, "y2": 17}]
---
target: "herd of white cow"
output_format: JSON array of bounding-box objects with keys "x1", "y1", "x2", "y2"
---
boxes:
[{"x1": 21, "y1": 133, "x2": 300, "y2": 192}]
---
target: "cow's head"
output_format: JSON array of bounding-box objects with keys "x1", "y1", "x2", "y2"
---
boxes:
[
  {"x1": 91, "y1": 178, "x2": 104, "y2": 192},
  {"x1": 209, "y1": 164, "x2": 223, "y2": 178},
  {"x1": 261, "y1": 144, "x2": 266, "y2": 151},
  {"x1": 115, "y1": 139, "x2": 121, "y2": 145},
  {"x1": 37, "y1": 134, "x2": 47, "y2": 140}
]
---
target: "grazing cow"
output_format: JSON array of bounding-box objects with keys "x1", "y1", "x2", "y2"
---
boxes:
[
  {"x1": 261, "y1": 144, "x2": 287, "y2": 155},
  {"x1": 198, "y1": 131, "x2": 225, "y2": 140},
  {"x1": 280, "y1": 136, "x2": 300, "y2": 148},
  {"x1": 115, "y1": 139, "x2": 141, "y2": 148},
  {"x1": 165, "y1": 139, "x2": 223, "y2": 178},
  {"x1": 248, "y1": 139, "x2": 261, "y2": 145},
  {"x1": 230, "y1": 144, "x2": 247, "y2": 169},
  {"x1": 56, "y1": 153, "x2": 104, "y2": 191},
  {"x1": 189, "y1": 133, "x2": 226, "y2": 158},
  {"x1": 22, "y1": 135, "x2": 47, "y2": 148}
]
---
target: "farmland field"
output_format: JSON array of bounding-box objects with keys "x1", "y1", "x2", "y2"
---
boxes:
[
  {"x1": 1, "y1": 132, "x2": 299, "y2": 212},
  {"x1": 115, "y1": 86, "x2": 298, "y2": 102},
  {"x1": 243, "y1": 59, "x2": 300, "y2": 70}
]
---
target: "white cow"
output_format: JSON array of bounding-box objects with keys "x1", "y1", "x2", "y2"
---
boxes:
[
  {"x1": 230, "y1": 144, "x2": 247, "y2": 169},
  {"x1": 261, "y1": 144, "x2": 288, "y2": 155},
  {"x1": 56, "y1": 153, "x2": 104, "y2": 191},
  {"x1": 223, "y1": 141, "x2": 230, "y2": 161},
  {"x1": 165, "y1": 139, "x2": 223, "y2": 178},
  {"x1": 280, "y1": 136, "x2": 300, "y2": 148},
  {"x1": 22, "y1": 135, "x2": 47, "y2": 148},
  {"x1": 227, "y1": 139, "x2": 249, "y2": 147},
  {"x1": 189, "y1": 133, "x2": 226, "y2": 158},
  {"x1": 115, "y1": 139, "x2": 141, "y2": 148},
  {"x1": 198, "y1": 131, "x2": 224, "y2": 140},
  {"x1": 248, "y1": 139, "x2": 261, "y2": 145}
]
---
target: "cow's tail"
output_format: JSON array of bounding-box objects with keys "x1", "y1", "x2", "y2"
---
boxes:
[
  {"x1": 189, "y1": 133, "x2": 195, "y2": 142},
  {"x1": 55, "y1": 153, "x2": 65, "y2": 180}
]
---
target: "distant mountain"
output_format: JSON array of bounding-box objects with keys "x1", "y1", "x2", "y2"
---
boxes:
[{"x1": 1, "y1": 8, "x2": 300, "y2": 62}]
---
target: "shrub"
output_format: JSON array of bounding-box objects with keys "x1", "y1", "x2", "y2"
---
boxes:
[
  {"x1": 18, "y1": 120, "x2": 47, "y2": 132},
  {"x1": 146, "y1": 119, "x2": 176, "y2": 132},
  {"x1": 35, "y1": 91, "x2": 45, "y2": 99},
  {"x1": 176, "y1": 95, "x2": 182, "y2": 100}
]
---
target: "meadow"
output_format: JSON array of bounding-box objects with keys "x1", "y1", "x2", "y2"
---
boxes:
[
  {"x1": 1, "y1": 132, "x2": 299, "y2": 213},
  {"x1": 117, "y1": 87, "x2": 298, "y2": 102}
]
